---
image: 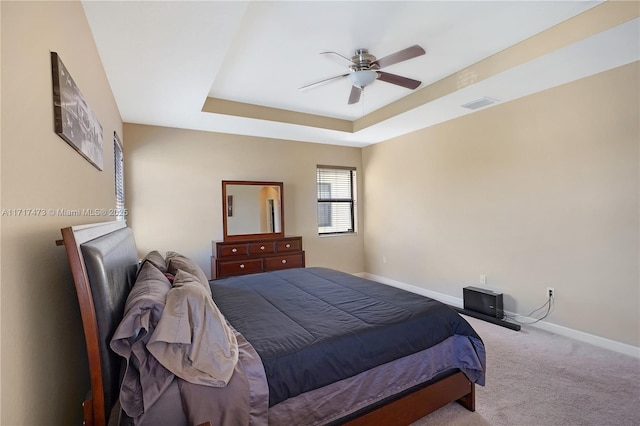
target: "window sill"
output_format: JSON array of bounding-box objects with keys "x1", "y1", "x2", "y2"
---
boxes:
[{"x1": 318, "y1": 232, "x2": 358, "y2": 238}]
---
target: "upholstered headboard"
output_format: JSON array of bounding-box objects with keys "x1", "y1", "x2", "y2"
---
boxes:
[{"x1": 61, "y1": 222, "x2": 139, "y2": 426}]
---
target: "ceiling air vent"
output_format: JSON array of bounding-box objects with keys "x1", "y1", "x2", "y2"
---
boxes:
[{"x1": 461, "y1": 97, "x2": 498, "y2": 110}]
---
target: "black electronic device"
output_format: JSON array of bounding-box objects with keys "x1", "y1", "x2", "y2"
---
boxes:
[{"x1": 463, "y1": 286, "x2": 504, "y2": 319}]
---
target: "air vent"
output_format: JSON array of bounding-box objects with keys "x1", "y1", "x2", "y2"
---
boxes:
[{"x1": 461, "y1": 97, "x2": 498, "y2": 110}]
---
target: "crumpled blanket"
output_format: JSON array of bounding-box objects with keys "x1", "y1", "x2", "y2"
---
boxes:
[
  {"x1": 147, "y1": 269, "x2": 239, "y2": 387},
  {"x1": 110, "y1": 261, "x2": 175, "y2": 418},
  {"x1": 178, "y1": 328, "x2": 269, "y2": 426},
  {"x1": 112, "y1": 264, "x2": 268, "y2": 425}
]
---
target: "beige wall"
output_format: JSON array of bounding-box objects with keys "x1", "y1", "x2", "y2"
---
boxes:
[
  {"x1": 123, "y1": 124, "x2": 365, "y2": 278},
  {"x1": 363, "y1": 62, "x2": 639, "y2": 347},
  {"x1": 1, "y1": 1, "x2": 122, "y2": 424}
]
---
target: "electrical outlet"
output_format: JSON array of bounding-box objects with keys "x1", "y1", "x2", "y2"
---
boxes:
[
  {"x1": 382, "y1": 256, "x2": 387, "y2": 264},
  {"x1": 480, "y1": 274, "x2": 486, "y2": 285},
  {"x1": 546, "y1": 287, "x2": 555, "y2": 298}
]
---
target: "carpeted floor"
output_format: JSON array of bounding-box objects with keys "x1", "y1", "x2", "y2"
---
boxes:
[{"x1": 411, "y1": 315, "x2": 640, "y2": 426}]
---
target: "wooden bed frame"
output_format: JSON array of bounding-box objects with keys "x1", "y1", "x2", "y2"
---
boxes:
[{"x1": 60, "y1": 221, "x2": 475, "y2": 426}]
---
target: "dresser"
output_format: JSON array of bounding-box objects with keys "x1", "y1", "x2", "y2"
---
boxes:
[{"x1": 211, "y1": 236, "x2": 305, "y2": 279}]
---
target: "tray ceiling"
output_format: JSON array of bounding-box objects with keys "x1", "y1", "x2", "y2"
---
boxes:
[{"x1": 82, "y1": 1, "x2": 639, "y2": 147}]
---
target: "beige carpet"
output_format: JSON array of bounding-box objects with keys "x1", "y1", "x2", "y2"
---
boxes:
[{"x1": 411, "y1": 315, "x2": 640, "y2": 426}]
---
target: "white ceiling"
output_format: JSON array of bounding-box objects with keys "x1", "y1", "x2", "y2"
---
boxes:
[{"x1": 82, "y1": 1, "x2": 639, "y2": 147}]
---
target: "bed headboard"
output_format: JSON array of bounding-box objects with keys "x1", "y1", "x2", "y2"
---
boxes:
[{"x1": 61, "y1": 221, "x2": 139, "y2": 426}]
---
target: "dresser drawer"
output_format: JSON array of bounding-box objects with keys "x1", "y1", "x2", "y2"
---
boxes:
[
  {"x1": 212, "y1": 236, "x2": 303, "y2": 279},
  {"x1": 218, "y1": 259, "x2": 263, "y2": 277},
  {"x1": 264, "y1": 253, "x2": 304, "y2": 271},
  {"x1": 218, "y1": 243, "x2": 249, "y2": 257},
  {"x1": 276, "y1": 239, "x2": 301, "y2": 252},
  {"x1": 249, "y1": 242, "x2": 275, "y2": 255}
]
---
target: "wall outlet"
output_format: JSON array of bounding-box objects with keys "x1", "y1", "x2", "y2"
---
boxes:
[
  {"x1": 546, "y1": 287, "x2": 555, "y2": 298},
  {"x1": 382, "y1": 256, "x2": 387, "y2": 264},
  {"x1": 480, "y1": 274, "x2": 486, "y2": 285}
]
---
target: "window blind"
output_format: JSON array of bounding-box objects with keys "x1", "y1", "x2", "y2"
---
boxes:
[
  {"x1": 316, "y1": 166, "x2": 356, "y2": 235},
  {"x1": 114, "y1": 132, "x2": 125, "y2": 221}
]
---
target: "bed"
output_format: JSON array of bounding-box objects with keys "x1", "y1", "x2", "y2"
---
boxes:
[{"x1": 60, "y1": 221, "x2": 485, "y2": 426}]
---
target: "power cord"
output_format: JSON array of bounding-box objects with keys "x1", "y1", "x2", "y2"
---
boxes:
[{"x1": 504, "y1": 294, "x2": 554, "y2": 325}]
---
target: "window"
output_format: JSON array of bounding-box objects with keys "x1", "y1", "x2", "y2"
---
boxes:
[
  {"x1": 114, "y1": 132, "x2": 125, "y2": 221},
  {"x1": 316, "y1": 166, "x2": 357, "y2": 235}
]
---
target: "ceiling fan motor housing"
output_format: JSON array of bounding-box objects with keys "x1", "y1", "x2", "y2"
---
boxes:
[{"x1": 350, "y1": 49, "x2": 380, "y2": 71}]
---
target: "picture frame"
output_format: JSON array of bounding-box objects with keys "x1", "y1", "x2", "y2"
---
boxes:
[{"x1": 51, "y1": 52, "x2": 104, "y2": 170}]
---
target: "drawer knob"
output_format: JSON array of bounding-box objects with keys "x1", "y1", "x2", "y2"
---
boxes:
[
  {"x1": 260, "y1": 245, "x2": 265, "y2": 250},
  {"x1": 232, "y1": 248, "x2": 237, "y2": 253},
  {"x1": 240, "y1": 264, "x2": 245, "y2": 269},
  {"x1": 281, "y1": 259, "x2": 287, "y2": 264},
  {"x1": 285, "y1": 243, "x2": 291, "y2": 248}
]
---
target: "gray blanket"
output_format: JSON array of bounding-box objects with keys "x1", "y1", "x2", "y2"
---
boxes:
[{"x1": 211, "y1": 267, "x2": 486, "y2": 406}]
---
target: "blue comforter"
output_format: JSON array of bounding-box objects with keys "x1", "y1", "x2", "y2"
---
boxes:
[{"x1": 210, "y1": 267, "x2": 485, "y2": 406}]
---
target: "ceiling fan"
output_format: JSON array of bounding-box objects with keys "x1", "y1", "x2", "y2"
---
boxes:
[{"x1": 299, "y1": 45, "x2": 426, "y2": 105}]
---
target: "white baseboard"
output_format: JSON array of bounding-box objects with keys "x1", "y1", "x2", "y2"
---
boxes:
[{"x1": 357, "y1": 272, "x2": 640, "y2": 359}]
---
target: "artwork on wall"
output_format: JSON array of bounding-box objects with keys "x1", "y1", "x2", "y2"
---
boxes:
[{"x1": 51, "y1": 52, "x2": 104, "y2": 170}]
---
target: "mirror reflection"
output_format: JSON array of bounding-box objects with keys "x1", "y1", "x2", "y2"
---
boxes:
[{"x1": 222, "y1": 181, "x2": 284, "y2": 241}]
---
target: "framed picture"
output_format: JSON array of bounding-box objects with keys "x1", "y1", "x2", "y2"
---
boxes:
[{"x1": 51, "y1": 52, "x2": 104, "y2": 170}]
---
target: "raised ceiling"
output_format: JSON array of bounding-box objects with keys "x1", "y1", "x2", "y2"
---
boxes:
[{"x1": 82, "y1": 1, "x2": 639, "y2": 147}]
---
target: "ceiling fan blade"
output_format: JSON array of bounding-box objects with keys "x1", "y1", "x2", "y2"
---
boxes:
[
  {"x1": 320, "y1": 51, "x2": 356, "y2": 67},
  {"x1": 348, "y1": 85, "x2": 362, "y2": 105},
  {"x1": 376, "y1": 71, "x2": 421, "y2": 90},
  {"x1": 299, "y1": 73, "x2": 349, "y2": 91},
  {"x1": 372, "y1": 45, "x2": 426, "y2": 69}
]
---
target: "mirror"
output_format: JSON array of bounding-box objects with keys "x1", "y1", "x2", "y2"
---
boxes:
[{"x1": 222, "y1": 180, "x2": 284, "y2": 241}]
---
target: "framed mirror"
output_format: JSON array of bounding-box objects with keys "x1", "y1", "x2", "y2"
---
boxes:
[{"x1": 222, "y1": 180, "x2": 284, "y2": 241}]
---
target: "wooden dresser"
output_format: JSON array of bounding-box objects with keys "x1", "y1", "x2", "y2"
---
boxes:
[{"x1": 211, "y1": 236, "x2": 305, "y2": 279}]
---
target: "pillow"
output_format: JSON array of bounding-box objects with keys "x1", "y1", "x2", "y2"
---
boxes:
[
  {"x1": 147, "y1": 270, "x2": 239, "y2": 387},
  {"x1": 165, "y1": 251, "x2": 211, "y2": 296},
  {"x1": 140, "y1": 250, "x2": 168, "y2": 274},
  {"x1": 110, "y1": 261, "x2": 174, "y2": 418}
]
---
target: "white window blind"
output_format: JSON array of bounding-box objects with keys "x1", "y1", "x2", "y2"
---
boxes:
[
  {"x1": 316, "y1": 166, "x2": 357, "y2": 235},
  {"x1": 114, "y1": 132, "x2": 125, "y2": 221}
]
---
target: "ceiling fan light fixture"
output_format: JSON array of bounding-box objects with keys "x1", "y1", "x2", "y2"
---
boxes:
[{"x1": 349, "y1": 70, "x2": 378, "y2": 88}]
